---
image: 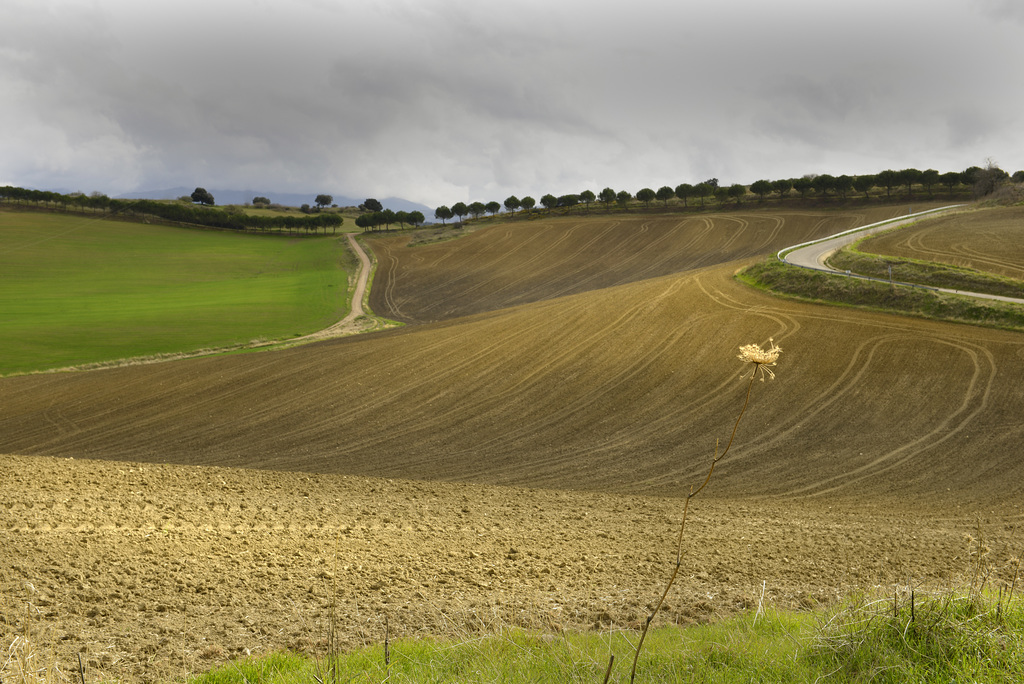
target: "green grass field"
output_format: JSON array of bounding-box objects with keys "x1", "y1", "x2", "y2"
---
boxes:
[
  {"x1": 738, "y1": 259, "x2": 1024, "y2": 332},
  {"x1": 192, "y1": 593, "x2": 1024, "y2": 683},
  {"x1": 0, "y1": 209, "x2": 354, "y2": 375},
  {"x1": 230, "y1": 204, "x2": 363, "y2": 226}
]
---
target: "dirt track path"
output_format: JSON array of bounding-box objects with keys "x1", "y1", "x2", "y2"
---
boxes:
[{"x1": 294, "y1": 233, "x2": 383, "y2": 341}]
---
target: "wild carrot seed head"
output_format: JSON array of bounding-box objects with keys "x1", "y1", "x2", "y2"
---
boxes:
[{"x1": 737, "y1": 338, "x2": 782, "y2": 381}]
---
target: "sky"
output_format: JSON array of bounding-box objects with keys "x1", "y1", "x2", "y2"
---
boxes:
[{"x1": 3, "y1": 0, "x2": 1023, "y2": 207}]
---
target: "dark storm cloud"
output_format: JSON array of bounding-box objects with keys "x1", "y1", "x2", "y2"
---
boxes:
[{"x1": 2, "y1": 0, "x2": 1022, "y2": 206}]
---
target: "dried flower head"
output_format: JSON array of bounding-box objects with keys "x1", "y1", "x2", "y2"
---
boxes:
[{"x1": 737, "y1": 338, "x2": 782, "y2": 381}]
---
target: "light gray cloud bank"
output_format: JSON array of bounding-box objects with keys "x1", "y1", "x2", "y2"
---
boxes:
[{"x1": 2, "y1": 0, "x2": 1021, "y2": 206}]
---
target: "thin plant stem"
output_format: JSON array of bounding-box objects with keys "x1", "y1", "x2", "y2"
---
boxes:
[{"x1": 629, "y1": 371, "x2": 758, "y2": 683}]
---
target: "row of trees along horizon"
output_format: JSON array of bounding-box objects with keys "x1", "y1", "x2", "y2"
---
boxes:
[
  {"x1": 431, "y1": 163, "x2": 1022, "y2": 224},
  {"x1": 3, "y1": 163, "x2": 1018, "y2": 235},
  {"x1": 0, "y1": 185, "x2": 344, "y2": 235}
]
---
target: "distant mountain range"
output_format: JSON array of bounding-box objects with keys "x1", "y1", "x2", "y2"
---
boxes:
[{"x1": 115, "y1": 187, "x2": 433, "y2": 214}]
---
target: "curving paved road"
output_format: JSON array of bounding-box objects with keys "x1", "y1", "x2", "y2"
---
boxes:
[{"x1": 778, "y1": 205, "x2": 1024, "y2": 305}]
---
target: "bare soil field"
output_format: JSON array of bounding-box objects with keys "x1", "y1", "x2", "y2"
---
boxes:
[
  {"x1": 857, "y1": 205, "x2": 1024, "y2": 279},
  {"x1": 3, "y1": 252, "x2": 1022, "y2": 502},
  {"x1": 366, "y1": 205, "x2": 943, "y2": 323},
  {"x1": 3, "y1": 454, "x2": 1020, "y2": 683},
  {"x1": 4, "y1": 202, "x2": 1024, "y2": 681}
]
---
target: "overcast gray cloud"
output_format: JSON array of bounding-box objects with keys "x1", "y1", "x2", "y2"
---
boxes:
[{"x1": 2, "y1": 0, "x2": 1022, "y2": 206}]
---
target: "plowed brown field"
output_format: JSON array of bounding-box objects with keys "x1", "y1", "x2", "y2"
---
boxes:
[
  {"x1": 366, "y1": 206, "x2": 937, "y2": 323},
  {"x1": 858, "y1": 205, "x2": 1024, "y2": 279},
  {"x1": 3, "y1": 202, "x2": 1023, "y2": 683},
  {"x1": 4, "y1": 454, "x2": 1019, "y2": 683}
]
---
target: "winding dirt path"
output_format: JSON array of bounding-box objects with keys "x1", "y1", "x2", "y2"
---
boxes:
[{"x1": 294, "y1": 233, "x2": 386, "y2": 341}]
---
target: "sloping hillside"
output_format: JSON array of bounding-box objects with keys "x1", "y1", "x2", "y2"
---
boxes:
[
  {"x1": 366, "y1": 206, "x2": 940, "y2": 323},
  {"x1": 3, "y1": 209, "x2": 1022, "y2": 504}
]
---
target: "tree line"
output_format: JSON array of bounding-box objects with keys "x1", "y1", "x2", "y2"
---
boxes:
[
  {"x1": 353, "y1": 198, "x2": 426, "y2": 232},
  {"x1": 432, "y1": 164, "x2": 1021, "y2": 223},
  {"x1": 0, "y1": 185, "x2": 344, "y2": 235}
]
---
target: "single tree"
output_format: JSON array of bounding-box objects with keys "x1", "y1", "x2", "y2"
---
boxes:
[
  {"x1": 675, "y1": 183, "x2": 694, "y2": 207},
  {"x1": 452, "y1": 202, "x2": 468, "y2": 222},
  {"x1": 315, "y1": 194, "x2": 333, "y2": 209},
  {"x1": 599, "y1": 187, "x2": 617, "y2": 211},
  {"x1": 853, "y1": 174, "x2": 875, "y2": 199},
  {"x1": 191, "y1": 187, "x2": 215, "y2": 205},
  {"x1": 960, "y1": 166, "x2": 982, "y2": 187},
  {"x1": 636, "y1": 187, "x2": 656, "y2": 207},
  {"x1": 875, "y1": 169, "x2": 899, "y2": 198},
  {"x1": 408, "y1": 210, "x2": 425, "y2": 228},
  {"x1": 252, "y1": 196, "x2": 271, "y2": 206},
  {"x1": 579, "y1": 189, "x2": 596, "y2": 212},
  {"x1": 520, "y1": 196, "x2": 536, "y2": 213},
  {"x1": 919, "y1": 169, "x2": 940, "y2": 196},
  {"x1": 898, "y1": 168, "x2": 922, "y2": 197},
  {"x1": 727, "y1": 184, "x2": 746, "y2": 204},
  {"x1": 540, "y1": 194, "x2": 558, "y2": 210},
  {"x1": 616, "y1": 190, "x2": 632, "y2": 209},
  {"x1": 468, "y1": 201, "x2": 486, "y2": 219},
  {"x1": 395, "y1": 210, "x2": 409, "y2": 228},
  {"x1": 360, "y1": 198, "x2": 384, "y2": 212},
  {"x1": 749, "y1": 180, "x2": 772, "y2": 201},
  {"x1": 694, "y1": 182, "x2": 711, "y2": 207},
  {"x1": 503, "y1": 195, "x2": 521, "y2": 215},
  {"x1": 434, "y1": 205, "x2": 453, "y2": 224},
  {"x1": 558, "y1": 194, "x2": 579, "y2": 210},
  {"x1": 485, "y1": 200, "x2": 501, "y2": 216},
  {"x1": 772, "y1": 178, "x2": 792, "y2": 200},
  {"x1": 656, "y1": 186, "x2": 675, "y2": 206}
]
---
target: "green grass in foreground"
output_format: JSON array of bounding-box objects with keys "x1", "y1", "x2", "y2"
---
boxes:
[
  {"x1": 0, "y1": 210, "x2": 354, "y2": 375},
  {"x1": 828, "y1": 246, "x2": 1024, "y2": 300},
  {"x1": 739, "y1": 260, "x2": 1024, "y2": 332},
  {"x1": 192, "y1": 594, "x2": 1023, "y2": 683}
]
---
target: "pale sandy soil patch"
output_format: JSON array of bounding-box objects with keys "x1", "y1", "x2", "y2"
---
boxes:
[{"x1": 2, "y1": 455, "x2": 1019, "y2": 682}]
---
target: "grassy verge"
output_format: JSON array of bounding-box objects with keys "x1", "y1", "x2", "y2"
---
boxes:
[
  {"x1": 0, "y1": 210, "x2": 355, "y2": 375},
  {"x1": 738, "y1": 260, "x2": 1024, "y2": 332},
  {"x1": 827, "y1": 246, "x2": 1024, "y2": 299},
  {"x1": 190, "y1": 593, "x2": 1023, "y2": 683}
]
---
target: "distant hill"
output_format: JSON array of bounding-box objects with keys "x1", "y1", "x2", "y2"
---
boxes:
[{"x1": 116, "y1": 187, "x2": 432, "y2": 214}]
